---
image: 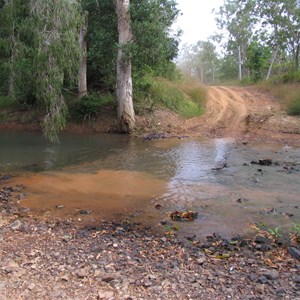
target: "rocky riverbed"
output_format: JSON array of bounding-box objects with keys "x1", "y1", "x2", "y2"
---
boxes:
[{"x1": 1, "y1": 180, "x2": 300, "y2": 299}]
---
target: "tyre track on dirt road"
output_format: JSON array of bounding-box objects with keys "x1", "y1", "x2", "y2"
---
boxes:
[{"x1": 184, "y1": 86, "x2": 249, "y2": 135}]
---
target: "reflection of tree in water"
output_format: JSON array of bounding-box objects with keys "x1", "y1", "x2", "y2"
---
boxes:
[
  {"x1": 155, "y1": 139, "x2": 230, "y2": 209},
  {"x1": 44, "y1": 146, "x2": 60, "y2": 170}
]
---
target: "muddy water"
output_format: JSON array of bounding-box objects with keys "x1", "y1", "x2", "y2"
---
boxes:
[{"x1": 1, "y1": 131, "x2": 300, "y2": 239}]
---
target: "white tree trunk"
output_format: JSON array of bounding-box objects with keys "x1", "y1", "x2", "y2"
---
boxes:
[
  {"x1": 238, "y1": 45, "x2": 242, "y2": 81},
  {"x1": 266, "y1": 46, "x2": 278, "y2": 80},
  {"x1": 78, "y1": 14, "x2": 88, "y2": 98},
  {"x1": 115, "y1": 0, "x2": 135, "y2": 133}
]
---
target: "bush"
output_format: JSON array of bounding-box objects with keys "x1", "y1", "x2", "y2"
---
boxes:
[
  {"x1": 73, "y1": 93, "x2": 114, "y2": 121},
  {"x1": 133, "y1": 74, "x2": 206, "y2": 118},
  {"x1": 0, "y1": 95, "x2": 14, "y2": 108},
  {"x1": 282, "y1": 71, "x2": 300, "y2": 83},
  {"x1": 287, "y1": 95, "x2": 300, "y2": 116}
]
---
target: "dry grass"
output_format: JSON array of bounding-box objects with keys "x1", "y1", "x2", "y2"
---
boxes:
[{"x1": 258, "y1": 82, "x2": 300, "y2": 115}]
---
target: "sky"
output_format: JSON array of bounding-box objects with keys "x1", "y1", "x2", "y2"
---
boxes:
[{"x1": 173, "y1": 0, "x2": 224, "y2": 46}]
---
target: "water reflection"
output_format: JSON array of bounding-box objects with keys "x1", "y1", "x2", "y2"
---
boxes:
[{"x1": 1, "y1": 130, "x2": 300, "y2": 239}]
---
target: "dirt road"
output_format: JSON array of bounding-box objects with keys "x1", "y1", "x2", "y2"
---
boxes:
[{"x1": 182, "y1": 86, "x2": 300, "y2": 145}]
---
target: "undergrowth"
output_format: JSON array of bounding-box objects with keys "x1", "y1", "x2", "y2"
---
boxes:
[
  {"x1": 258, "y1": 73, "x2": 300, "y2": 116},
  {"x1": 134, "y1": 75, "x2": 207, "y2": 118},
  {"x1": 72, "y1": 93, "x2": 114, "y2": 122}
]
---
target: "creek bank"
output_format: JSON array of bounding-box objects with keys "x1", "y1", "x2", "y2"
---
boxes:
[{"x1": 1, "y1": 182, "x2": 300, "y2": 299}]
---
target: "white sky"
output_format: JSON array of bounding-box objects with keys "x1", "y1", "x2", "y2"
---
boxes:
[{"x1": 173, "y1": 0, "x2": 224, "y2": 46}]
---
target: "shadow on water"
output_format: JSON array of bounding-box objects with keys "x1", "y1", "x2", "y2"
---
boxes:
[{"x1": 1, "y1": 130, "x2": 300, "y2": 239}]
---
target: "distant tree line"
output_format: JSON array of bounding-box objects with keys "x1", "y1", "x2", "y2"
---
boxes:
[{"x1": 179, "y1": 0, "x2": 300, "y2": 84}]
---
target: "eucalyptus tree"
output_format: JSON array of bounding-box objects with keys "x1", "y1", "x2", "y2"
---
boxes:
[
  {"x1": 256, "y1": 0, "x2": 300, "y2": 74},
  {"x1": 114, "y1": 0, "x2": 135, "y2": 133},
  {"x1": 83, "y1": 0, "x2": 180, "y2": 89},
  {"x1": 215, "y1": 0, "x2": 256, "y2": 80}
]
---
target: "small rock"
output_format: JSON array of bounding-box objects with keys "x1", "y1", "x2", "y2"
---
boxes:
[
  {"x1": 155, "y1": 204, "x2": 162, "y2": 210},
  {"x1": 50, "y1": 290, "x2": 62, "y2": 298},
  {"x1": 77, "y1": 209, "x2": 92, "y2": 215},
  {"x1": 288, "y1": 247, "x2": 300, "y2": 260},
  {"x1": 258, "y1": 159, "x2": 273, "y2": 166},
  {"x1": 97, "y1": 291, "x2": 114, "y2": 299},
  {"x1": 257, "y1": 276, "x2": 268, "y2": 284},
  {"x1": 27, "y1": 283, "x2": 35, "y2": 291},
  {"x1": 294, "y1": 275, "x2": 300, "y2": 284},
  {"x1": 102, "y1": 276, "x2": 114, "y2": 283},
  {"x1": 249, "y1": 273, "x2": 258, "y2": 282},
  {"x1": 263, "y1": 270, "x2": 279, "y2": 280},
  {"x1": 196, "y1": 257, "x2": 206, "y2": 265},
  {"x1": 143, "y1": 280, "x2": 152, "y2": 288},
  {"x1": 3, "y1": 261, "x2": 19, "y2": 274},
  {"x1": 55, "y1": 205, "x2": 64, "y2": 209},
  {"x1": 77, "y1": 269, "x2": 89, "y2": 278},
  {"x1": 9, "y1": 220, "x2": 22, "y2": 230},
  {"x1": 60, "y1": 275, "x2": 69, "y2": 282}
]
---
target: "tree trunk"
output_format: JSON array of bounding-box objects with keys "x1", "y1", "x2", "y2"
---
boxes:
[
  {"x1": 266, "y1": 46, "x2": 278, "y2": 80},
  {"x1": 78, "y1": 13, "x2": 88, "y2": 98},
  {"x1": 295, "y1": 43, "x2": 300, "y2": 71},
  {"x1": 238, "y1": 45, "x2": 242, "y2": 81},
  {"x1": 115, "y1": 0, "x2": 135, "y2": 133}
]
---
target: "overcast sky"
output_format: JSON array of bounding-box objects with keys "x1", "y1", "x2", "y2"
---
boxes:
[{"x1": 173, "y1": 0, "x2": 224, "y2": 46}]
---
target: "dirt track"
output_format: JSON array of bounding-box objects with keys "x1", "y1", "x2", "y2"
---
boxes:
[{"x1": 181, "y1": 86, "x2": 300, "y2": 145}]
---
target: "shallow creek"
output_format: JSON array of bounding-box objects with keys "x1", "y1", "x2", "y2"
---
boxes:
[{"x1": 1, "y1": 130, "x2": 299, "y2": 239}]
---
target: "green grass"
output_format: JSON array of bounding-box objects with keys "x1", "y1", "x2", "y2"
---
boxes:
[{"x1": 134, "y1": 75, "x2": 207, "y2": 118}]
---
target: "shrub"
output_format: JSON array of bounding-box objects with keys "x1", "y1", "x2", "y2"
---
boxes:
[
  {"x1": 73, "y1": 93, "x2": 114, "y2": 121},
  {"x1": 287, "y1": 95, "x2": 300, "y2": 116},
  {"x1": 0, "y1": 95, "x2": 14, "y2": 108},
  {"x1": 133, "y1": 74, "x2": 206, "y2": 118}
]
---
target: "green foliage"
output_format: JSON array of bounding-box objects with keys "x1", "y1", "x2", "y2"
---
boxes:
[
  {"x1": 281, "y1": 71, "x2": 300, "y2": 83},
  {"x1": 134, "y1": 74, "x2": 206, "y2": 118},
  {"x1": 287, "y1": 95, "x2": 300, "y2": 115},
  {"x1": 0, "y1": 95, "x2": 14, "y2": 108},
  {"x1": 268, "y1": 226, "x2": 282, "y2": 238},
  {"x1": 84, "y1": 0, "x2": 181, "y2": 91},
  {"x1": 0, "y1": 0, "x2": 83, "y2": 142},
  {"x1": 246, "y1": 41, "x2": 270, "y2": 82},
  {"x1": 73, "y1": 93, "x2": 114, "y2": 121},
  {"x1": 31, "y1": 0, "x2": 83, "y2": 142},
  {"x1": 292, "y1": 223, "x2": 300, "y2": 234}
]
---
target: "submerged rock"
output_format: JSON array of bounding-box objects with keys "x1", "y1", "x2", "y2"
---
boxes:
[{"x1": 170, "y1": 211, "x2": 198, "y2": 221}]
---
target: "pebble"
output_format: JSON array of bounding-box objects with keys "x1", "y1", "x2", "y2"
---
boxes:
[
  {"x1": 257, "y1": 276, "x2": 268, "y2": 284},
  {"x1": 77, "y1": 269, "x2": 89, "y2": 278},
  {"x1": 263, "y1": 270, "x2": 279, "y2": 280},
  {"x1": 288, "y1": 247, "x2": 300, "y2": 260},
  {"x1": 97, "y1": 291, "x2": 114, "y2": 299},
  {"x1": 9, "y1": 219, "x2": 22, "y2": 230}
]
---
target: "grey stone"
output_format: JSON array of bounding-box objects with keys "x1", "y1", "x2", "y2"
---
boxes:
[
  {"x1": 263, "y1": 270, "x2": 279, "y2": 280},
  {"x1": 257, "y1": 276, "x2": 268, "y2": 284},
  {"x1": 288, "y1": 247, "x2": 300, "y2": 260},
  {"x1": 9, "y1": 220, "x2": 22, "y2": 230}
]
